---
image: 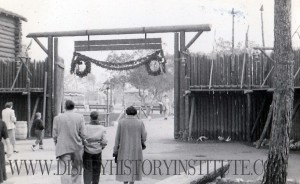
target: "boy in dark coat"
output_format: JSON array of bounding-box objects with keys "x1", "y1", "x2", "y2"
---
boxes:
[{"x1": 31, "y1": 112, "x2": 44, "y2": 151}]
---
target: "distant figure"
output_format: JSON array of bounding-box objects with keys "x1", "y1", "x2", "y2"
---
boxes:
[
  {"x1": 158, "y1": 102, "x2": 163, "y2": 114},
  {"x1": 113, "y1": 106, "x2": 147, "y2": 184},
  {"x1": 1, "y1": 102, "x2": 18, "y2": 153},
  {"x1": 83, "y1": 111, "x2": 107, "y2": 184},
  {"x1": 0, "y1": 119, "x2": 12, "y2": 184},
  {"x1": 162, "y1": 95, "x2": 170, "y2": 120},
  {"x1": 31, "y1": 112, "x2": 44, "y2": 151},
  {"x1": 53, "y1": 100, "x2": 86, "y2": 184}
]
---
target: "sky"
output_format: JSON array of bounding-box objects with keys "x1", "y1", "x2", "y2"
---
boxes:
[{"x1": 1, "y1": 0, "x2": 300, "y2": 82}]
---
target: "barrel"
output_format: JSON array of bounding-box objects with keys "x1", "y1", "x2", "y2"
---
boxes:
[{"x1": 15, "y1": 121, "x2": 28, "y2": 140}]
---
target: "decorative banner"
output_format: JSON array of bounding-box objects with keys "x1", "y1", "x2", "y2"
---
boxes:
[{"x1": 70, "y1": 50, "x2": 166, "y2": 77}]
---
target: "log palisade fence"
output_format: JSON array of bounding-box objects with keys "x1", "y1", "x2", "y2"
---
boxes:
[
  {"x1": 0, "y1": 60, "x2": 46, "y2": 122},
  {"x1": 177, "y1": 50, "x2": 300, "y2": 142},
  {"x1": 0, "y1": 60, "x2": 45, "y2": 90}
]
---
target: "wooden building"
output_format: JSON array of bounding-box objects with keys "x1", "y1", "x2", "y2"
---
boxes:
[
  {"x1": 0, "y1": 7, "x2": 27, "y2": 60},
  {"x1": 175, "y1": 50, "x2": 300, "y2": 142},
  {"x1": 0, "y1": 8, "x2": 46, "y2": 136}
]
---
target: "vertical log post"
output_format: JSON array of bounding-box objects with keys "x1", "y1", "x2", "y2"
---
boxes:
[
  {"x1": 26, "y1": 58, "x2": 31, "y2": 138},
  {"x1": 54, "y1": 38, "x2": 59, "y2": 116},
  {"x1": 246, "y1": 92, "x2": 252, "y2": 142},
  {"x1": 45, "y1": 36, "x2": 54, "y2": 136},
  {"x1": 260, "y1": 5, "x2": 265, "y2": 47},
  {"x1": 43, "y1": 72, "x2": 47, "y2": 128},
  {"x1": 179, "y1": 31, "x2": 186, "y2": 139},
  {"x1": 188, "y1": 96, "x2": 195, "y2": 141},
  {"x1": 231, "y1": 8, "x2": 236, "y2": 74},
  {"x1": 54, "y1": 38, "x2": 65, "y2": 116},
  {"x1": 185, "y1": 51, "x2": 191, "y2": 138},
  {"x1": 231, "y1": 8, "x2": 235, "y2": 55},
  {"x1": 174, "y1": 32, "x2": 180, "y2": 139}
]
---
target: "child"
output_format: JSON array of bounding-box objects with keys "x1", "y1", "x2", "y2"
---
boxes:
[
  {"x1": 83, "y1": 111, "x2": 107, "y2": 184},
  {"x1": 31, "y1": 112, "x2": 44, "y2": 151}
]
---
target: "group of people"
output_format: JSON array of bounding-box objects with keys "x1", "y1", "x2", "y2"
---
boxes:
[
  {"x1": 0, "y1": 102, "x2": 44, "y2": 184},
  {"x1": 53, "y1": 100, "x2": 147, "y2": 184},
  {"x1": 0, "y1": 99, "x2": 148, "y2": 184}
]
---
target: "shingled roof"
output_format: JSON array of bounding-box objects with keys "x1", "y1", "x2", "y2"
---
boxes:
[{"x1": 0, "y1": 7, "x2": 27, "y2": 22}]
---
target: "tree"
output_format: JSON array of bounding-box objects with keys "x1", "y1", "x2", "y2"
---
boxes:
[
  {"x1": 263, "y1": 0, "x2": 293, "y2": 183},
  {"x1": 126, "y1": 54, "x2": 174, "y2": 105},
  {"x1": 107, "y1": 51, "x2": 174, "y2": 106}
]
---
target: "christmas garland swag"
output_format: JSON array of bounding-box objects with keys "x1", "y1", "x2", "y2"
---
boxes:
[{"x1": 70, "y1": 50, "x2": 166, "y2": 77}]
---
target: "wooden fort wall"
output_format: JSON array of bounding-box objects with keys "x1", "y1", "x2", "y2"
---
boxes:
[{"x1": 178, "y1": 51, "x2": 300, "y2": 141}]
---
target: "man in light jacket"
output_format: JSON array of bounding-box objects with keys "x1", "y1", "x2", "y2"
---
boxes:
[
  {"x1": 1, "y1": 102, "x2": 18, "y2": 153},
  {"x1": 83, "y1": 111, "x2": 107, "y2": 184},
  {"x1": 53, "y1": 100, "x2": 86, "y2": 184}
]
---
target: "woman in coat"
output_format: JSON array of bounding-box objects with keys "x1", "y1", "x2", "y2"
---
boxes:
[
  {"x1": 113, "y1": 106, "x2": 147, "y2": 184},
  {"x1": 0, "y1": 119, "x2": 12, "y2": 184}
]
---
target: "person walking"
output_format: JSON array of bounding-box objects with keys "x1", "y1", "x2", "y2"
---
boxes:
[
  {"x1": 0, "y1": 119, "x2": 12, "y2": 184},
  {"x1": 1, "y1": 102, "x2": 18, "y2": 153},
  {"x1": 30, "y1": 112, "x2": 44, "y2": 151},
  {"x1": 162, "y1": 95, "x2": 170, "y2": 120},
  {"x1": 53, "y1": 100, "x2": 86, "y2": 184},
  {"x1": 113, "y1": 106, "x2": 147, "y2": 184},
  {"x1": 83, "y1": 111, "x2": 107, "y2": 184}
]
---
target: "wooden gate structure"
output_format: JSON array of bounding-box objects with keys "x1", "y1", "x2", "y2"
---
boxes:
[{"x1": 27, "y1": 24, "x2": 212, "y2": 136}]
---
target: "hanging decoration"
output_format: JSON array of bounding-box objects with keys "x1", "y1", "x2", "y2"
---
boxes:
[
  {"x1": 70, "y1": 50, "x2": 166, "y2": 77},
  {"x1": 70, "y1": 54, "x2": 91, "y2": 78}
]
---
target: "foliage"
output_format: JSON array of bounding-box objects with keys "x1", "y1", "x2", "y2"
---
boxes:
[
  {"x1": 64, "y1": 73, "x2": 96, "y2": 92},
  {"x1": 214, "y1": 37, "x2": 259, "y2": 56},
  {"x1": 107, "y1": 51, "x2": 174, "y2": 105}
]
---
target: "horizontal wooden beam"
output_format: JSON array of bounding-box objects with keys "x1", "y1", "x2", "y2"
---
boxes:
[
  {"x1": 0, "y1": 20, "x2": 16, "y2": 29},
  {"x1": 253, "y1": 47, "x2": 273, "y2": 50},
  {"x1": 0, "y1": 25, "x2": 16, "y2": 33},
  {"x1": 75, "y1": 44, "x2": 162, "y2": 51},
  {"x1": 0, "y1": 88, "x2": 43, "y2": 93},
  {"x1": 0, "y1": 37, "x2": 15, "y2": 45},
  {"x1": 0, "y1": 33, "x2": 15, "y2": 42},
  {"x1": 0, "y1": 51, "x2": 15, "y2": 58},
  {"x1": 190, "y1": 84, "x2": 271, "y2": 89},
  {"x1": 190, "y1": 88, "x2": 271, "y2": 92},
  {"x1": 27, "y1": 24, "x2": 212, "y2": 37},
  {"x1": 0, "y1": 28, "x2": 15, "y2": 37},
  {"x1": 75, "y1": 38, "x2": 161, "y2": 46},
  {"x1": 0, "y1": 40, "x2": 15, "y2": 49},
  {"x1": 0, "y1": 47, "x2": 15, "y2": 54}
]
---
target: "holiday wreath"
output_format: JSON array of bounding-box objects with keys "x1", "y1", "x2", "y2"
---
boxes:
[
  {"x1": 70, "y1": 54, "x2": 92, "y2": 78},
  {"x1": 70, "y1": 50, "x2": 166, "y2": 77}
]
